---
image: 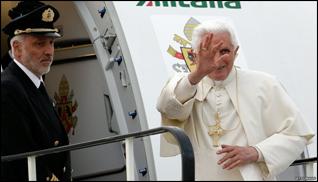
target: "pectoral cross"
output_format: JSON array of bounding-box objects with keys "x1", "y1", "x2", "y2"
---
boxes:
[{"x1": 208, "y1": 112, "x2": 224, "y2": 147}]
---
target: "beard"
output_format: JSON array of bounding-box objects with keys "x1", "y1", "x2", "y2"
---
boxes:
[{"x1": 24, "y1": 55, "x2": 53, "y2": 77}]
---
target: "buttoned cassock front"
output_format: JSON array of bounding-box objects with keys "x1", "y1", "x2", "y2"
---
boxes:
[{"x1": 157, "y1": 67, "x2": 314, "y2": 180}]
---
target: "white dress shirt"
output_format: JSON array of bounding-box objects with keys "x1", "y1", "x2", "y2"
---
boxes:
[{"x1": 13, "y1": 59, "x2": 43, "y2": 88}]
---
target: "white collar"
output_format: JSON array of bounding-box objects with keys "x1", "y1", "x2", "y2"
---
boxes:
[
  {"x1": 205, "y1": 66, "x2": 236, "y2": 87},
  {"x1": 196, "y1": 66, "x2": 237, "y2": 101},
  {"x1": 13, "y1": 59, "x2": 43, "y2": 88}
]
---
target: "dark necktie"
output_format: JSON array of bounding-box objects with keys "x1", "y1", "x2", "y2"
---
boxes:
[
  {"x1": 39, "y1": 82, "x2": 60, "y2": 122},
  {"x1": 39, "y1": 82, "x2": 52, "y2": 104},
  {"x1": 38, "y1": 83, "x2": 66, "y2": 144}
]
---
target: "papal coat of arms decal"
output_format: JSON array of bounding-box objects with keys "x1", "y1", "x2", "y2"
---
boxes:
[
  {"x1": 167, "y1": 17, "x2": 200, "y2": 72},
  {"x1": 54, "y1": 75, "x2": 78, "y2": 135}
]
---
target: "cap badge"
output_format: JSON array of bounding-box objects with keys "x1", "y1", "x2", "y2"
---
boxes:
[{"x1": 42, "y1": 8, "x2": 54, "y2": 22}]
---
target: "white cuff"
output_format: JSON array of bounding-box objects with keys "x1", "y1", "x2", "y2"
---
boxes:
[
  {"x1": 253, "y1": 145, "x2": 264, "y2": 162},
  {"x1": 174, "y1": 75, "x2": 197, "y2": 104}
]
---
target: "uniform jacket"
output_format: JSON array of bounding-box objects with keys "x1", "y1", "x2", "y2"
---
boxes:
[
  {"x1": 1, "y1": 61, "x2": 71, "y2": 181},
  {"x1": 157, "y1": 67, "x2": 315, "y2": 180}
]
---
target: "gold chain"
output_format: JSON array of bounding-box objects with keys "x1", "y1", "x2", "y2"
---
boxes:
[{"x1": 203, "y1": 66, "x2": 241, "y2": 132}]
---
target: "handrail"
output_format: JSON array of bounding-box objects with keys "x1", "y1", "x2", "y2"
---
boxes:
[
  {"x1": 1, "y1": 126, "x2": 195, "y2": 181},
  {"x1": 290, "y1": 157, "x2": 317, "y2": 166}
]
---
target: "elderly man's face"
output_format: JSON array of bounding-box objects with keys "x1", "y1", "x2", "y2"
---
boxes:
[
  {"x1": 206, "y1": 32, "x2": 238, "y2": 81},
  {"x1": 14, "y1": 35, "x2": 55, "y2": 77}
]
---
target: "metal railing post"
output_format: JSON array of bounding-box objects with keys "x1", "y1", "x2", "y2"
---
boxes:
[
  {"x1": 125, "y1": 137, "x2": 135, "y2": 181},
  {"x1": 27, "y1": 156, "x2": 37, "y2": 181}
]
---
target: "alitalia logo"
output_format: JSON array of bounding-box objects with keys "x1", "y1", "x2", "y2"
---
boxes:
[{"x1": 137, "y1": 1, "x2": 241, "y2": 9}]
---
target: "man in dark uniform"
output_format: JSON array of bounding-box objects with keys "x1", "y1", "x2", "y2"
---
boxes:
[{"x1": 1, "y1": 1, "x2": 71, "y2": 180}]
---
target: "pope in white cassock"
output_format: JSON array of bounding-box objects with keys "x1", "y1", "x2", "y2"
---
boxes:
[{"x1": 156, "y1": 20, "x2": 315, "y2": 180}]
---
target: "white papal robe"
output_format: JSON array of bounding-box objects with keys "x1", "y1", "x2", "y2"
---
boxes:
[{"x1": 156, "y1": 66, "x2": 314, "y2": 180}]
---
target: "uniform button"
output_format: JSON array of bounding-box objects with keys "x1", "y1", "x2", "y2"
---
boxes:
[
  {"x1": 54, "y1": 140, "x2": 59, "y2": 146},
  {"x1": 63, "y1": 166, "x2": 66, "y2": 173}
]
